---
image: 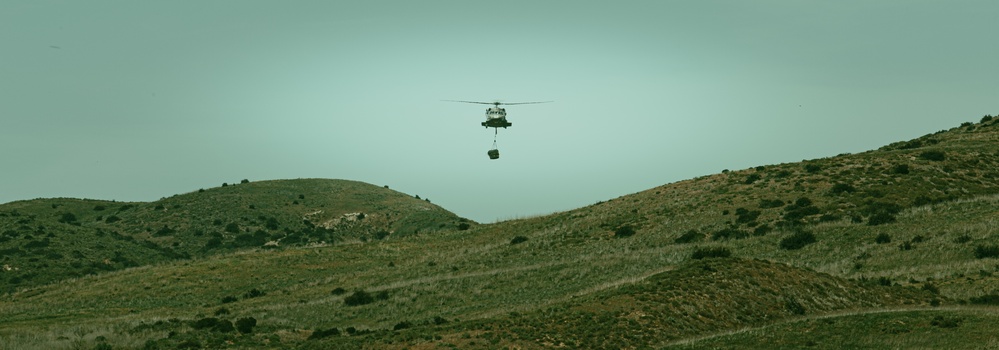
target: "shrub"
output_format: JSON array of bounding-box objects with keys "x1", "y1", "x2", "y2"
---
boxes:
[
  {"x1": 614, "y1": 225, "x2": 636, "y2": 238},
  {"x1": 393, "y1": 321, "x2": 413, "y2": 330},
  {"x1": 930, "y1": 315, "x2": 962, "y2": 328},
  {"x1": 221, "y1": 295, "x2": 238, "y2": 304},
  {"x1": 235, "y1": 317, "x2": 257, "y2": 333},
  {"x1": 919, "y1": 150, "x2": 946, "y2": 161},
  {"x1": 734, "y1": 208, "x2": 760, "y2": 224},
  {"x1": 104, "y1": 215, "x2": 121, "y2": 223},
  {"x1": 804, "y1": 163, "x2": 822, "y2": 173},
  {"x1": 691, "y1": 247, "x2": 731, "y2": 260},
  {"x1": 58, "y1": 213, "x2": 77, "y2": 223},
  {"x1": 308, "y1": 327, "x2": 340, "y2": 340},
  {"x1": 344, "y1": 290, "x2": 375, "y2": 306},
  {"x1": 969, "y1": 293, "x2": 999, "y2": 305},
  {"x1": 779, "y1": 231, "x2": 816, "y2": 250},
  {"x1": 744, "y1": 173, "x2": 762, "y2": 184},
  {"x1": 785, "y1": 298, "x2": 806, "y2": 315},
  {"x1": 192, "y1": 317, "x2": 220, "y2": 330},
  {"x1": 867, "y1": 212, "x2": 896, "y2": 226},
  {"x1": 759, "y1": 199, "x2": 785, "y2": 209},
  {"x1": 892, "y1": 164, "x2": 910, "y2": 174},
  {"x1": 458, "y1": 222, "x2": 471, "y2": 230},
  {"x1": 874, "y1": 233, "x2": 891, "y2": 244},
  {"x1": 974, "y1": 244, "x2": 999, "y2": 259},
  {"x1": 225, "y1": 223, "x2": 240, "y2": 233},
  {"x1": 674, "y1": 230, "x2": 703, "y2": 244},
  {"x1": 241, "y1": 179, "x2": 250, "y2": 184},
  {"x1": 829, "y1": 183, "x2": 856, "y2": 195},
  {"x1": 510, "y1": 236, "x2": 528, "y2": 244},
  {"x1": 331, "y1": 287, "x2": 347, "y2": 295},
  {"x1": 244, "y1": 288, "x2": 265, "y2": 299},
  {"x1": 712, "y1": 227, "x2": 748, "y2": 240}
]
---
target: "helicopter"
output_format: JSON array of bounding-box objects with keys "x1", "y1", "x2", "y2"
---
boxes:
[{"x1": 444, "y1": 100, "x2": 552, "y2": 160}]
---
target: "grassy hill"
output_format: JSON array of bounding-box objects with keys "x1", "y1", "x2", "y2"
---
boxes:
[
  {"x1": 0, "y1": 179, "x2": 471, "y2": 293},
  {"x1": 2, "y1": 115, "x2": 999, "y2": 349}
]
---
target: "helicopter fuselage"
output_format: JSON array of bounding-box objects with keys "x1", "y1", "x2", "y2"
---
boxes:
[{"x1": 483, "y1": 107, "x2": 512, "y2": 128}]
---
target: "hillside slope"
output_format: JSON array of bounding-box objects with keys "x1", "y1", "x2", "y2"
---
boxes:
[
  {"x1": 2, "y1": 115, "x2": 999, "y2": 349},
  {"x1": 0, "y1": 179, "x2": 470, "y2": 292}
]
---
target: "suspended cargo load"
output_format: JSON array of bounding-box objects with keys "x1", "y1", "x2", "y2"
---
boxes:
[{"x1": 487, "y1": 149, "x2": 499, "y2": 160}]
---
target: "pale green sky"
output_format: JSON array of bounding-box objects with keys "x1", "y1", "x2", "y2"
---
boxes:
[{"x1": 2, "y1": 1, "x2": 997, "y2": 222}]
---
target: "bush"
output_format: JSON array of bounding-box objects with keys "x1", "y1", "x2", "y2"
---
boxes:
[
  {"x1": 244, "y1": 288, "x2": 265, "y2": 299},
  {"x1": 734, "y1": 208, "x2": 760, "y2": 224},
  {"x1": 344, "y1": 290, "x2": 375, "y2": 306},
  {"x1": 674, "y1": 230, "x2": 703, "y2": 244},
  {"x1": 58, "y1": 212, "x2": 78, "y2": 223},
  {"x1": 744, "y1": 173, "x2": 762, "y2": 184},
  {"x1": 779, "y1": 231, "x2": 816, "y2": 250},
  {"x1": 892, "y1": 164, "x2": 910, "y2": 174},
  {"x1": 308, "y1": 327, "x2": 340, "y2": 340},
  {"x1": 930, "y1": 315, "x2": 962, "y2": 328},
  {"x1": 510, "y1": 236, "x2": 528, "y2": 244},
  {"x1": 759, "y1": 199, "x2": 785, "y2": 209},
  {"x1": 829, "y1": 183, "x2": 856, "y2": 195},
  {"x1": 104, "y1": 215, "x2": 121, "y2": 223},
  {"x1": 969, "y1": 293, "x2": 999, "y2": 305},
  {"x1": 691, "y1": 247, "x2": 731, "y2": 260},
  {"x1": 919, "y1": 150, "x2": 946, "y2": 161},
  {"x1": 785, "y1": 298, "x2": 806, "y2": 315},
  {"x1": 614, "y1": 225, "x2": 636, "y2": 238},
  {"x1": 874, "y1": 233, "x2": 892, "y2": 244},
  {"x1": 867, "y1": 213, "x2": 896, "y2": 226},
  {"x1": 331, "y1": 287, "x2": 347, "y2": 295},
  {"x1": 712, "y1": 227, "x2": 748, "y2": 240},
  {"x1": 974, "y1": 244, "x2": 999, "y2": 259},
  {"x1": 393, "y1": 321, "x2": 413, "y2": 330},
  {"x1": 191, "y1": 317, "x2": 233, "y2": 332},
  {"x1": 236, "y1": 317, "x2": 257, "y2": 333}
]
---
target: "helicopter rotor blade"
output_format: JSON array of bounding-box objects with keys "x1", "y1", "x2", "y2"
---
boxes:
[
  {"x1": 442, "y1": 100, "x2": 496, "y2": 105},
  {"x1": 499, "y1": 101, "x2": 553, "y2": 105},
  {"x1": 443, "y1": 100, "x2": 552, "y2": 106}
]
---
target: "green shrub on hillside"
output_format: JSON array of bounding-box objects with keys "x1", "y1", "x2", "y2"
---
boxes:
[
  {"x1": 973, "y1": 244, "x2": 999, "y2": 259},
  {"x1": 235, "y1": 317, "x2": 257, "y2": 333},
  {"x1": 779, "y1": 231, "x2": 816, "y2": 250},
  {"x1": 344, "y1": 290, "x2": 375, "y2": 306},
  {"x1": 919, "y1": 150, "x2": 946, "y2": 161},
  {"x1": 734, "y1": 208, "x2": 760, "y2": 224},
  {"x1": 614, "y1": 225, "x2": 636, "y2": 238},
  {"x1": 510, "y1": 236, "x2": 528, "y2": 244},
  {"x1": 674, "y1": 230, "x2": 703, "y2": 244},
  {"x1": 759, "y1": 199, "x2": 785, "y2": 209},
  {"x1": 691, "y1": 247, "x2": 732, "y2": 259},
  {"x1": 875, "y1": 233, "x2": 892, "y2": 244}
]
